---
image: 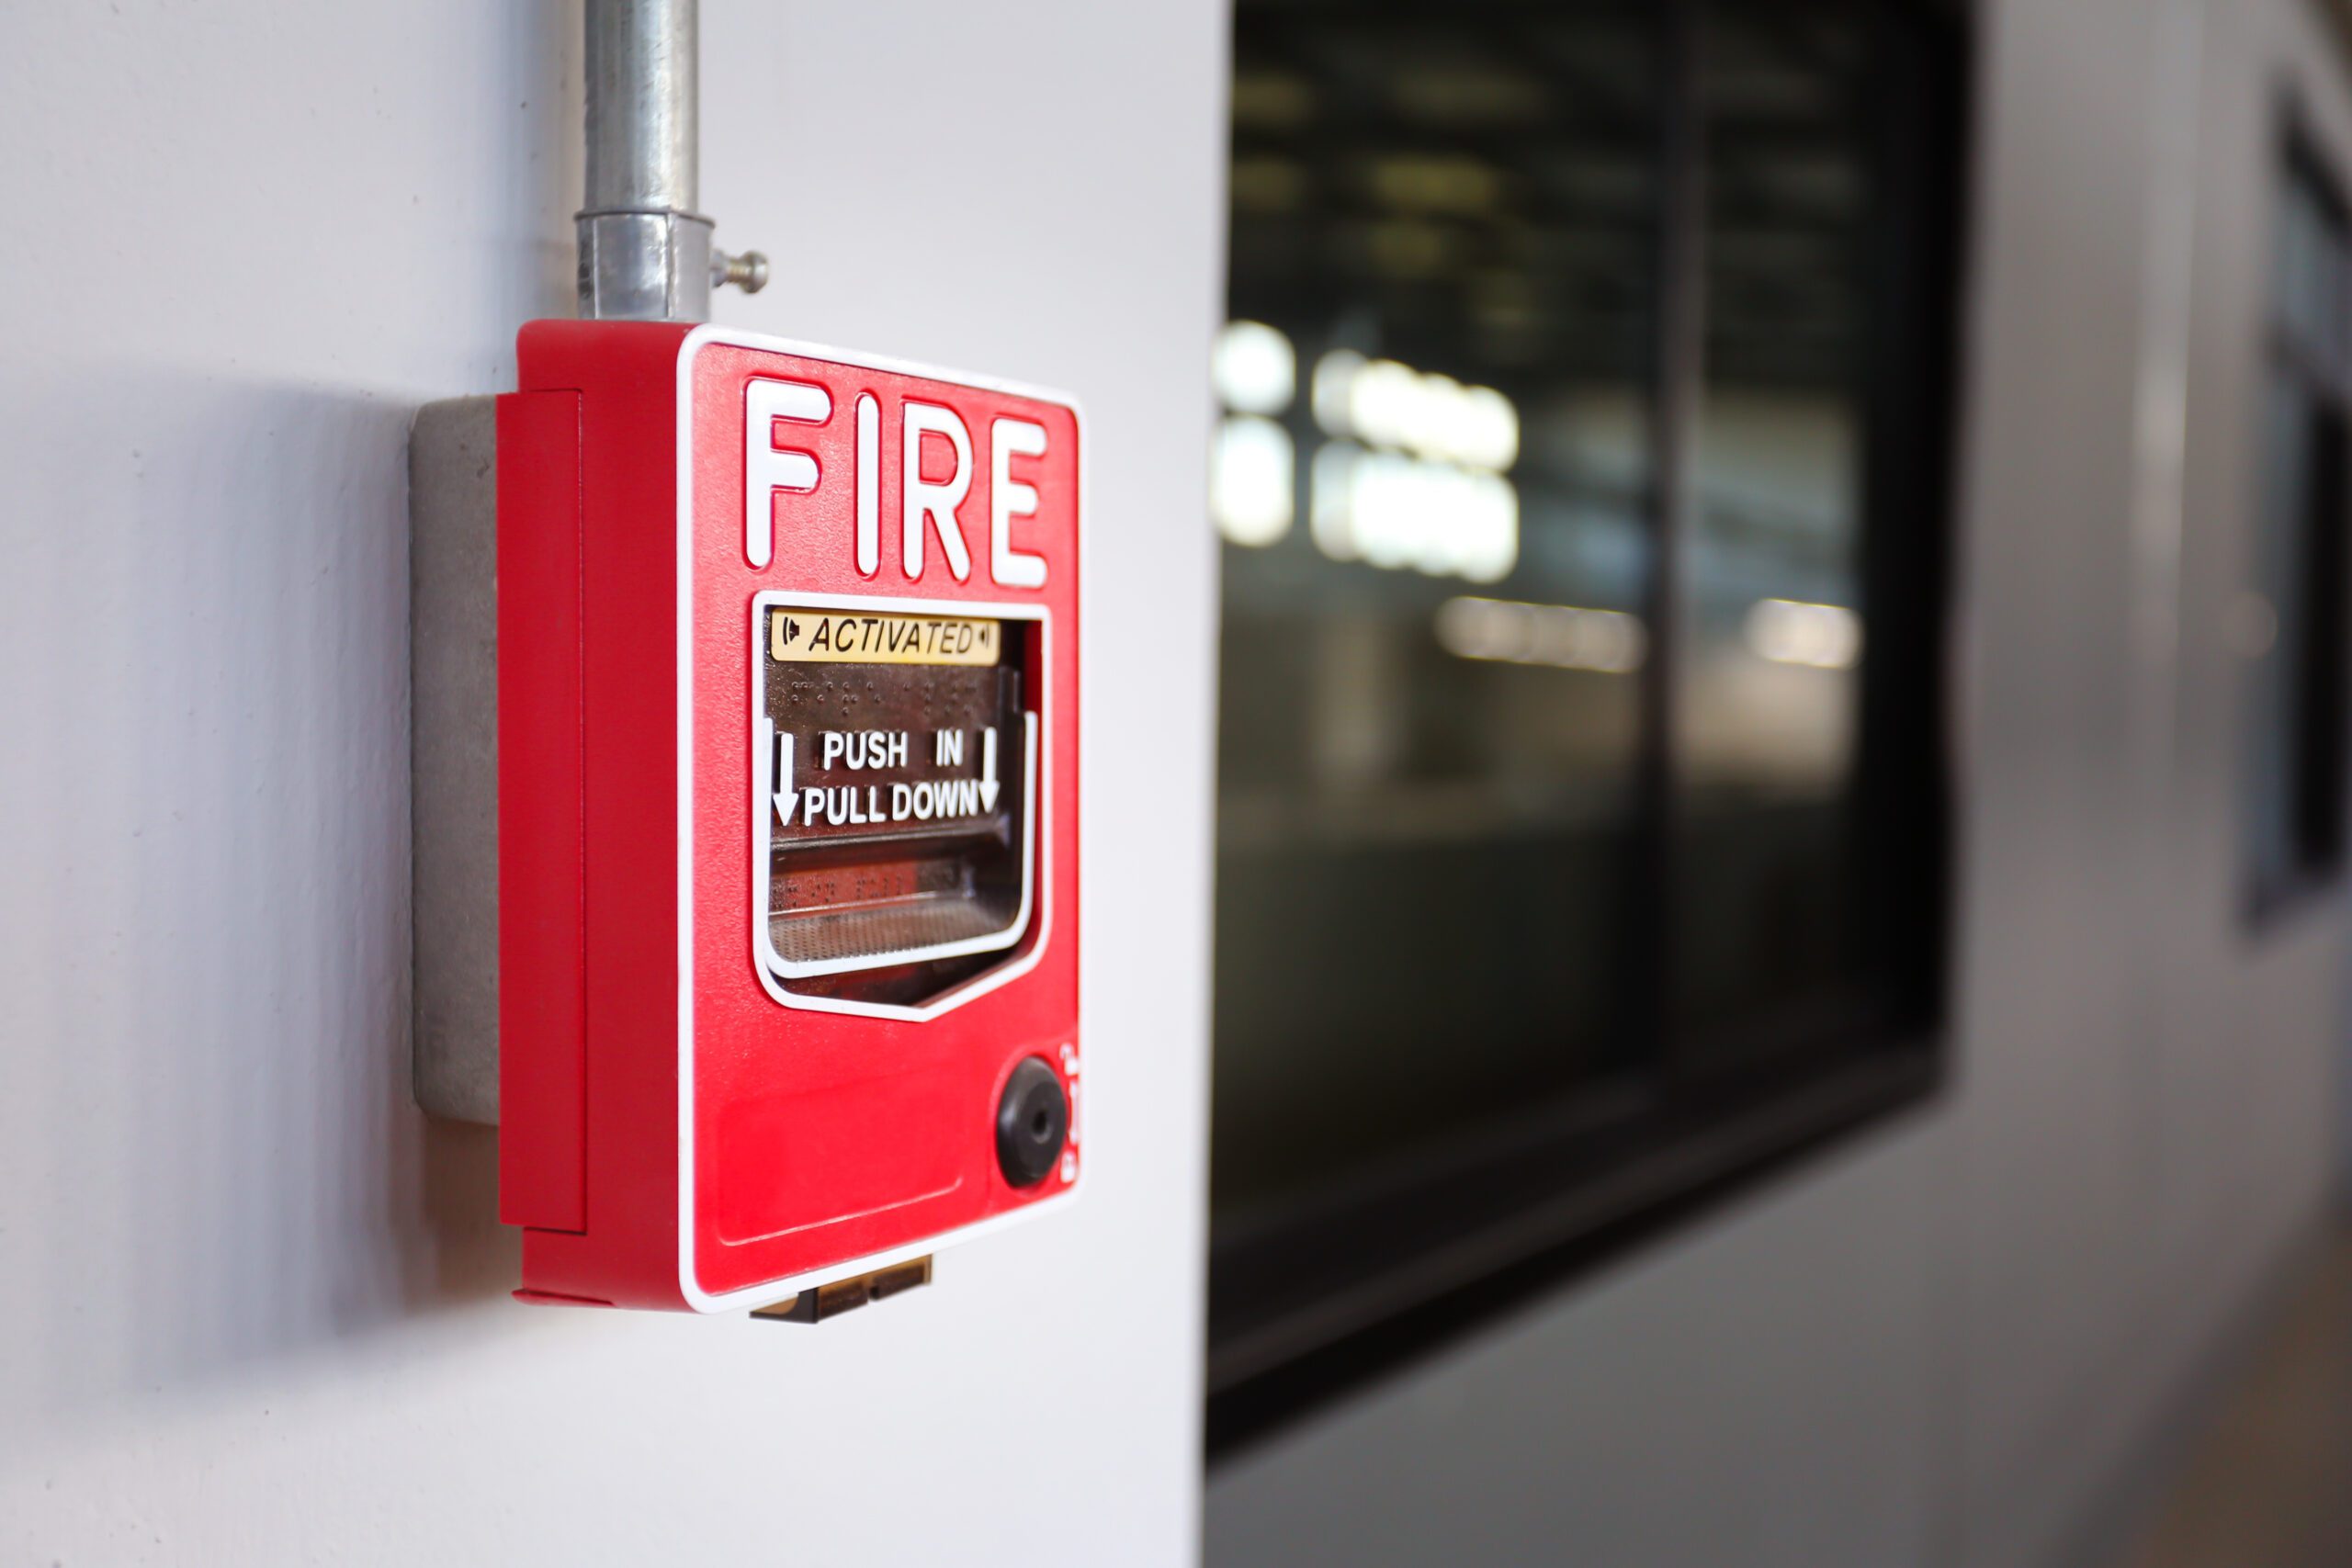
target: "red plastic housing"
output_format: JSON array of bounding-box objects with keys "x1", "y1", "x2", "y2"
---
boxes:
[{"x1": 496, "y1": 321, "x2": 1082, "y2": 1311}]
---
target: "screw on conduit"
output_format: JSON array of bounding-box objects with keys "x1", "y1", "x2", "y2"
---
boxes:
[{"x1": 713, "y1": 248, "x2": 769, "y2": 294}]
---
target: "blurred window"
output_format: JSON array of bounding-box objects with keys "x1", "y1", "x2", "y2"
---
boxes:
[
  {"x1": 1208, "y1": 0, "x2": 1962, "y2": 1448},
  {"x1": 2245, "y1": 131, "x2": 2352, "y2": 916}
]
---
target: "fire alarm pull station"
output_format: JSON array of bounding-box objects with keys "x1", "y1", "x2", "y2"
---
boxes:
[{"x1": 411, "y1": 322, "x2": 1082, "y2": 1314}]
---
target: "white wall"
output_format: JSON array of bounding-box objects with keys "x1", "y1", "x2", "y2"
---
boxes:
[
  {"x1": 1206, "y1": 0, "x2": 2352, "y2": 1564},
  {"x1": 0, "y1": 3, "x2": 1226, "y2": 1562}
]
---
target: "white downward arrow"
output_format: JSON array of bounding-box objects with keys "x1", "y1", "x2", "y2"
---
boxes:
[
  {"x1": 772, "y1": 724, "x2": 798, "y2": 826},
  {"x1": 978, "y1": 726, "x2": 1000, "y2": 814}
]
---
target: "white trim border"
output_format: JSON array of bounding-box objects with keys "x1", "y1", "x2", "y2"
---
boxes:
[
  {"x1": 747, "y1": 589, "x2": 1051, "y2": 1020},
  {"x1": 673, "y1": 325, "x2": 1085, "y2": 1314}
]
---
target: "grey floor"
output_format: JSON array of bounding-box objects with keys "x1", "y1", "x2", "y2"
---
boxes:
[{"x1": 2118, "y1": 1234, "x2": 2352, "y2": 1567}]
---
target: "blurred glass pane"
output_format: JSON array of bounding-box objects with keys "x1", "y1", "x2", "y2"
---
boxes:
[
  {"x1": 1671, "y1": 3, "x2": 1874, "y2": 1043},
  {"x1": 1212, "y1": 2, "x2": 1664, "y2": 1224},
  {"x1": 2275, "y1": 164, "x2": 2351, "y2": 389},
  {"x1": 2245, "y1": 145, "x2": 2352, "y2": 906}
]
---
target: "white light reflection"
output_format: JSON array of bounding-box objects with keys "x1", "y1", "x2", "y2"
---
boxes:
[
  {"x1": 1435, "y1": 596, "x2": 1646, "y2": 673},
  {"x1": 1744, "y1": 598, "x2": 1862, "y2": 670},
  {"x1": 1300, "y1": 349, "x2": 1521, "y2": 581},
  {"x1": 1311, "y1": 349, "x2": 1364, "y2": 437},
  {"x1": 1211, "y1": 321, "x2": 1296, "y2": 415},
  {"x1": 1209, "y1": 414, "x2": 1295, "y2": 547},
  {"x1": 1311, "y1": 351, "x2": 1518, "y2": 469},
  {"x1": 1312, "y1": 444, "x2": 1515, "y2": 581}
]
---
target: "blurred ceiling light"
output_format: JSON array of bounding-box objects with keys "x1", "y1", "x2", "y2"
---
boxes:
[
  {"x1": 1210, "y1": 415, "x2": 1295, "y2": 547},
  {"x1": 1310, "y1": 351, "x2": 1517, "y2": 471},
  {"x1": 1389, "y1": 65, "x2": 1546, "y2": 126},
  {"x1": 1310, "y1": 443, "x2": 1515, "y2": 582},
  {"x1": 1348, "y1": 358, "x2": 1425, "y2": 449},
  {"x1": 1745, "y1": 597, "x2": 1862, "y2": 670},
  {"x1": 1364, "y1": 220, "x2": 1453, "y2": 279},
  {"x1": 1470, "y1": 269, "x2": 1543, "y2": 341},
  {"x1": 1312, "y1": 350, "x2": 1365, "y2": 439},
  {"x1": 1212, "y1": 321, "x2": 1296, "y2": 415},
  {"x1": 1453, "y1": 385, "x2": 1519, "y2": 470},
  {"x1": 1229, "y1": 71, "x2": 1316, "y2": 130},
  {"x1": 1435, "y1": 596, "x2": 1646, "y2": 674},
  {"x1": 1370, "y1": 155, "x2": 1502, "y2": 214},
  {"x1": 1230, "y1": 155, "x2": 1308, "y2": 213}
]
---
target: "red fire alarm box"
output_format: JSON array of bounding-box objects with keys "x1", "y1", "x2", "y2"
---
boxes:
[{"x1": 418, "y1": 322, "x2": 1082, "y2": 1313}]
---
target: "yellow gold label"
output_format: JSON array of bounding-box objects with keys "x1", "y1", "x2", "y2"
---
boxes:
[{"x1": 769, "y1": 608, "x2": 1003, "y2": 666}]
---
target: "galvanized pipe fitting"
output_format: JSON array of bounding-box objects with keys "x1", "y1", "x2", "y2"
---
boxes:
[{"x1": 578, "y1": 0, "x2": 714, "y2": 321}]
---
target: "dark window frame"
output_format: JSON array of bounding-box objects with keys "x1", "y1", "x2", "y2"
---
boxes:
[
  {"x1": 2245, "y1": 110, "x2": 2352, "y2": 926},
  {"x1": 1208, "y1": 0, "x2": 1972, "y2": 1458}
]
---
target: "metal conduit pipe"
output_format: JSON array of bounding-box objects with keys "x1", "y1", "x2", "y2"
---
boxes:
[{"x1": 577, "y1": 0, "x2": 764, "y2": 321}]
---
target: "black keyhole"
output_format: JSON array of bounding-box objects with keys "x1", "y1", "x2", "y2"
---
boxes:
[{"x1": 995, "y1": 1057, "x2": 1068, "y2": 1189}]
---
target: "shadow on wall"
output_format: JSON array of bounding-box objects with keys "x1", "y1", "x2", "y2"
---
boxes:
[
  {"x1": 4, "y1": 373, "x2": 519, "y2": 1427},
  {"x1": 0, "y1": 0, "x2": 584, "y2": 1432}
]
